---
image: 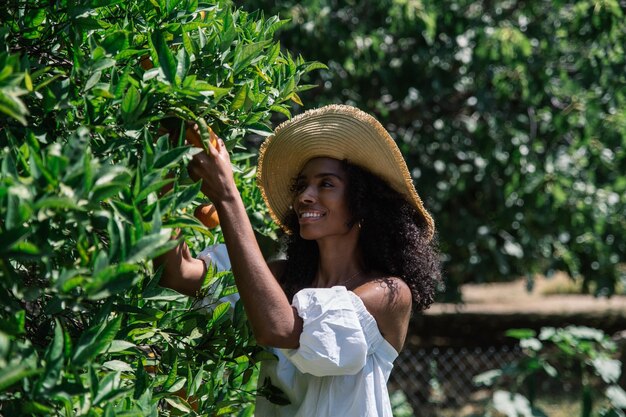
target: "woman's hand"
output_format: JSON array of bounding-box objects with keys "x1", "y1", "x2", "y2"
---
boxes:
[
  {"x1": 186, "y1": 124, "x2": 238, "y2": 203},
  {"x1": 155, "y1": 229, "x2": 206, "y2": 296}
]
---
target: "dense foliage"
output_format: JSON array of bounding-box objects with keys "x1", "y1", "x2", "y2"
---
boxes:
[
  {"x1": 0, "y1": 0, "x2": 320, "y2": 414},
  {"x1": 475, "y1": 326, "x2": 626, "y2": 417},
  {"x1": 242, "y1": 0, "x2": 626, "y2": 300}
]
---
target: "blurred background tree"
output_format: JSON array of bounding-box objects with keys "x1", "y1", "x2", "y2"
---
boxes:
[{"x1": 241, "y1": 0, "x2": 626, "y2": 301}]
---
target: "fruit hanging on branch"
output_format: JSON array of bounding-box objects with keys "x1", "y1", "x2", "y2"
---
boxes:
[{"x1": 194, "y1": 203, "x2": 220, "y2": 229}]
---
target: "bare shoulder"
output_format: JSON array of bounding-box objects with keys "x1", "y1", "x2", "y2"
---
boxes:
[
  {"x1": 353, "y1": 276, "x2": 412, "y2": 352},
  {"x1": 354, "y1": 276, "x2": 412, "y2": 313}
]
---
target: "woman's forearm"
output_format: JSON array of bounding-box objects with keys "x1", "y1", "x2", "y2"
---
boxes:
[
  {"x1": 185, "y1": 136, "x2": 301, "y2": 347},
  {"x1": 214, "y1": 192, "x2": 302, "y2": 348}
]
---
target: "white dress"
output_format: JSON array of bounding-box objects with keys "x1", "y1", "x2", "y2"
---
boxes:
[{"x1": 254, "y1": 286, "x2": 399, "y2": 417}]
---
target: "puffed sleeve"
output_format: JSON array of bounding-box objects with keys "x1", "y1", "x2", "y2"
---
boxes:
[{"x1": 281, "y1": 287, "x2": 368, "y2": 377}]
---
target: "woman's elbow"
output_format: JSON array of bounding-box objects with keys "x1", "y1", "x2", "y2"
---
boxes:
[{"x1": 254, "y1": 329, "x2": 300, "y2": 349}]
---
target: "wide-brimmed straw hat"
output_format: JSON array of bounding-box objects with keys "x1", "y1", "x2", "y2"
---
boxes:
[{"x1": 257, "y1": 104, "x2": 435, "y2": 241}]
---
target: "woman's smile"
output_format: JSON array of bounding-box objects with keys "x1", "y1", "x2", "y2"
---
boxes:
[
  {"x1": 299, "y1": 210, "x2": 326, "y2": 222},
  {"x1": 292, "y1": 157, "x2": 354, "y2": 239}
]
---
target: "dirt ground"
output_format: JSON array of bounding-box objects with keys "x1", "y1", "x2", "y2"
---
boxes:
[{"x1": 428, "y1": 272, "x2": 626, "y2": 316}]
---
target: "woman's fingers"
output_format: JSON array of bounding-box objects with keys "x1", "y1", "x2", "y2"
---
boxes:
[
  {"x1": 187, "y1": 151, "x2": 208, "y2": 181},
  {"x1": 187, "y1": 137, "x2": 235, "y2": 202}
]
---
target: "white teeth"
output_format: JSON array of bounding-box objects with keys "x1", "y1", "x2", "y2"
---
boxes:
[{"x1": 301, "y1": 212, "x2": 323, "y2": 219}]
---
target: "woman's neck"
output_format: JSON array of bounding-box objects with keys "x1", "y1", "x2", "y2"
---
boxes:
[{"x1": 313, "y1": 234, "x2": 364, "y2": 288}]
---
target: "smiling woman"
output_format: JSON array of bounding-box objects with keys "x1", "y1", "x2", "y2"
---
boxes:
[
  {"x1": 158, "y1": 104, "x2": 442, "y2": 417},
  {"x1": 290, "y1": 158, "x2": 354, "y2": 241}
]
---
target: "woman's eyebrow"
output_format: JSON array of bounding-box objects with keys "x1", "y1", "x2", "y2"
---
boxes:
[{"x1": 296, "y1": 173, "x2": 344, "y2": 181}]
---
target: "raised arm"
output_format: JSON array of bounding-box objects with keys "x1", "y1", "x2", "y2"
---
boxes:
[{"x1": 187, "y1": 135, "x2": 303, "y2": 349}]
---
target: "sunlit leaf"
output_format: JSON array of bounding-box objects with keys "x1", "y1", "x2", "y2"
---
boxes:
[{"x1": 151, "y1": 29, "x2": 177, "y2": 84}]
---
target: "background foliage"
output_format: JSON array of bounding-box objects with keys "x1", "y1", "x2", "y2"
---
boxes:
[
  {"x1": 242, "y1": 0, "x2": 626, "y2": 300},
  {"x1": 0, "y1": 0, "x2": 319, "y2": 414},
  {"x1": 475, "y1": 326, "x2": 626, "y2": 417}
]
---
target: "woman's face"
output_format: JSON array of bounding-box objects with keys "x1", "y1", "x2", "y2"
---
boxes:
[{"x1": 292, "y1": 157, "x2": 355, "y2": 241}]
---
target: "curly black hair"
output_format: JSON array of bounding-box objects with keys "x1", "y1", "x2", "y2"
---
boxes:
[{"x1": 278, "y1": 160, "x2": 442, "y2": 311}]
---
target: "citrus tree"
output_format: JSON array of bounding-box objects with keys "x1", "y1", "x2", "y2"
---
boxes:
[
  {"x1": 0, "y1": 0, "x2": 321, "y2": 414},
  {"x1": 243, "y1": 0, "x2": 626, "y2": 300}
]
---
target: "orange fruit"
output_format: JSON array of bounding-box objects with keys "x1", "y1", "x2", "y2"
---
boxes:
[
  {"x1": 139, "y1": 54, "x2": 154, "y2": 70},
  {"x1": 194, "y1": 203, "x2": 220, "y2": 229},
  {"x1": 185, "y1": 123, "x2": 218, "y2": 150}
]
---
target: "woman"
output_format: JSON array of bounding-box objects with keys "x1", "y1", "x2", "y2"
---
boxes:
[{"x1": 159, "y1": 104, "x2": 442, "y2": 416}]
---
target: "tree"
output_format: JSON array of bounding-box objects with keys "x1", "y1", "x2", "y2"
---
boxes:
[
  {"x1": 242, "y1": 0, "x2": 626, "y2": 300},
  {"x1": 0, "y1": 0, "x2": 320, "y2": 414}
]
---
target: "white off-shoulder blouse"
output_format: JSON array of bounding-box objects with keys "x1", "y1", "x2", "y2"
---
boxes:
[{"x1": 254, "y1": 286, "x2": 399, "y2": 417}]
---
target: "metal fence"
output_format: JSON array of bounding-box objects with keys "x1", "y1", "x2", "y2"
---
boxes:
[{"x1": 389, "y1": 345, "x2": 524, "y2": 413}]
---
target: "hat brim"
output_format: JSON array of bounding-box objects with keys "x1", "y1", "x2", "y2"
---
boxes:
[{"x1": 257, "y1": 105, "x2": 434, "y2": 241}]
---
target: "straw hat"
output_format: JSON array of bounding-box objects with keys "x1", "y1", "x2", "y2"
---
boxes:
[{"x1": 257, "y1": 104, "x2": 435, "y2": 241}]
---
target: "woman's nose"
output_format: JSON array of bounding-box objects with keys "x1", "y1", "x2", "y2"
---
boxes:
[{"x1": 298, "y1": 185, "x2": 316, "y2": 204}]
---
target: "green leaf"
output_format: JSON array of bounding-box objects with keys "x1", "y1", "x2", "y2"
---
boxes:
[
  {"x1": 102, "y1": 360, "x2": 133, "y2": 372},
  {"x1": 175, "y1": 47, "x2": 189, "y2": 84},
  {"x1": 84, "y1": 263, "x2": 142, "y2": 299},
  {"x1": 151, "y1": 29, "x2": 177, "y2": 84},
  {"x1": 163, "y1": 397, "x2": 192, "y2": 413},
  {"x1": 0, "y1": 310, "x2": 26, "y2": 335},
  {"x1": 181, "y1": 28, "x2": 195, "y2": 57},
  {"x1": 8, "y1": 240, "x2": 40, "y2": 258},
  {"x1": 234, "y1": 41, "x2": 270, "y2": 75},
  {"x1": 193, "y1": 81, "x2": 231, "y2": 101},
  {"x1": 142, "y1": 287, "x2": 187, "y2": 302},
  {"x1": 0, "y1": 363, "x2": 39, "y2": 392},
  {"x1": 36, "y1": 319, "x2": 65, "y2": 393},
  {"x1": 302, "y1": 62, "x2": 328, "y2": 73},
  {"x1": 230, "y1": 84, "x2": 248, "y2": 111},
  {"x1": 211, "y1": 301, "x2": 231, "y2": 324},
  {"x1": 166, "y1": 377, "x2": 186, "y2": 393},
  {"x1": 505, "y1": 328, "x2": 536, "y2": 340},
  {"x1": 134, "y1": 177, "x2": 175, "y2": 202},
  {"x1": 33, "y1": 196, "x2": 81, "y2": 211},
  {"x1": 153, "y1": 147, "x2": 190, "y2": 170},
  {"x1": 162, "y1": 355, "x2": 178, "y2": 391},
  {"x1": 21, "y1": 401, "x2": 54, "y2": 415},
  {"x1": 0, "y1": 85, "x2": 29, "y2": 125},
  {"x1": 90, "y1": 182, "x2": 127, "y2": 203},
  {"x1": 126, "y1": 230, "x2": 173, "y2": 263},
  {"x1": 0, "y1": 227, "x2": 30, "y2": 256},
  {"x1": 72, "y1": 315, "x2": 122, "y2": 366},
  {"x1": 174, "y1": 181, "x2": 202, "y2": 209},
  {"x1": 122, "y1": 85, "x2": 140, "y2": 119},
  {"x1": 270, "y1": 104, "x2": 290, "y2": 118},
  {"x1": 93, "y1": 372, "x2": 128, "y2": 405},
  {"x1": 84, "y1": 70, "x2": 101, "y2": 92}
]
